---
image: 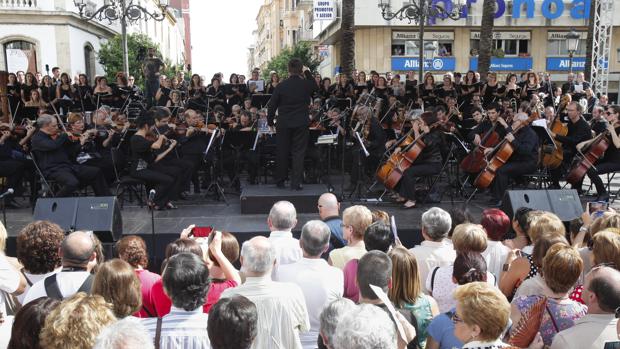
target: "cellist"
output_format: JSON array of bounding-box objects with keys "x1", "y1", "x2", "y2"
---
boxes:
[
  {"x1": 485, "y1": 113, "x2": 539, "y2": 206},
  {"x1": 574, "y1": 105, "x2": 620, "y2": 201},
  {"x1": 392, "y1": 111, "x2": 444, "y2": 209},
  {"x1": 468, "y1": 103, "x2": 508, "y2": 148}
]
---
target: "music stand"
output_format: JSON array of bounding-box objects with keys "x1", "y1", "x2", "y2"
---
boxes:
[
  {"x1": 531, "y1": 125, "x2": 556, "y2": 148},
  {"x1": 222, "y1": 130, "x2": 256, "y2": 191},
  {"x1": 335, "y1": 98, "x2": 352, "y2": 111},
  {"x1": 251, "y1": 94, "x2": 272, "y2": 109},
  {"x1": 16, "y1": 107, "x2": 39, "y2": 124},
  {"x1": 203, "y1": 129, "x2": 229, "y2": 205}
]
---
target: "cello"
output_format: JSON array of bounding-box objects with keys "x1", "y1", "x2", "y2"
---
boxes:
[
  {"x1": 473, "y1": 115, "x2": 530, "y2": 189},
  {"x1": 565, "y1": 123, "x2": 617, "y2": 185},
  {"x1": 459, "y1": 114, "x2": 502, "y2": 174},
  {"x1": 541, "y1": 107, "x2": 568, "y2": 169}
]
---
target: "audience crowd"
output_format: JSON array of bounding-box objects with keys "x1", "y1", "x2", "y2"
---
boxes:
[{"x1": 0, "y1": 192, "x2": 619, "y2": 349}]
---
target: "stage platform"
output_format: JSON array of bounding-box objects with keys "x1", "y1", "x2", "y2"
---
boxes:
[{"x1": 240, "y1": 184, "x2": 328, "y2": 214}]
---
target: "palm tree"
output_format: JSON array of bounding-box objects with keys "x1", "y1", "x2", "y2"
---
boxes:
[
  {"x1": 477, "y1": 0, "x2": 495, "y2": 82},
  {"x1": 584, "y1": 0, "x2": 596, "y2": 81},
  {"x1": 340, "y1": 0, "x2": 355, "y2": 78}
]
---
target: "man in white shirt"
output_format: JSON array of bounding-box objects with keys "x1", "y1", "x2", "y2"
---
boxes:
[
  {"x1": 276, "y1": 220, "x2": 344, "y2": 349},
  {"x1": 221, "y1": 236, "x2": 310, "y2": 349},
  {"x1": 142, "y1": 252, "x2": 211, "y2": 349},
  {"x1": 409, "y1": 207, "x2": 455, "y2": 293},
  {"x1": 268, "y1": 201, "x2": 303, "y2": 275},
  {"x1": 22, "y1": 230, "x2": 96, "y2": 304},
  {"x1": 551, "y1": 266, "x2": 620, "y2": 349}
]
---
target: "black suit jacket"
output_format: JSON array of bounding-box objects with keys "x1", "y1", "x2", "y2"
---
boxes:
[{"x1": 267, "y1": 70, "x2": 318, "y2": 128}]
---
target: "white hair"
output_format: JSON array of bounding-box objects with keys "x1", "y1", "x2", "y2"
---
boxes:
[
  {"x1": 240, "y1": 238, "x2": 277, "y2": 275},
  {"x1": 319, "y1": 298, "x2": 356, "y2": 347},
  {"x1": 333, "y1": 304, "x2": 397, "y2": 349},
  {"x1": 268, "y1": 201, "x2": 297, "y2": 231},
  {"x1": 93, "y1": 317, "x2": 154, "y2": 349},
  {"x1": 421, "y1": 207, "x2": 452, "y2": 241}
]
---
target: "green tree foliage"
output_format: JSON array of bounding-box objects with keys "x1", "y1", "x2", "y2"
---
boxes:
[
  {"x1": 97, "y1": 33, "x2": 161, "y2": 87},
  {"x1": 262, "y1": 42, "x2": 321, "y2": 80}
]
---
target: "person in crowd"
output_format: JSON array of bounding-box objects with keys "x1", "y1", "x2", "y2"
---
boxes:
[
  {"x1": 329, "y1": 205, "x2": 373, "y2": 269},
  {"x1": 332, "y1": 304, "x2": 398, "y2": 349},
  {"x1": 317, "y1": 193, "x2": 345, "y2": 249},
  {"x1": 510, "y1": 244, "x2": 587, "y2": 346},
  {"x1": 318, "y1": 298, "x2": 357, "y2": 349},
  {"x1": 452, "y1": 282, "x2": 511, "y2": 349},
  {"x1": 550, "y1": 266, "x2": 620, "y2": 349},
  {"x1": 208, "y1": 296, "x2": 258, "y2": 349},
  {"x1": 93, "y1": 317, "x2": 154, "y2": 349},
  {"x1": 409, "y1": 207, "x2": 455, "y2": 289},
  {"x1": 500, "y1": 211, "x2": 565, "y2": 299},
  {"x1": 7, "y1": 297, "x2": 60, "y2": 349},
  {"x1": 389, "y1": 246, "x2": 440, "y2": 348},
  {"x1": 115, "y1": 235, "x2": 161, "y2": 318},
  {"x1": 342, "y1": 221, "x2": 395, "y2": 302},
  {"x1": 276, "y1": 220, "x2": 344, "y2": 349},
  {"x1": 448, "y1": 207, "x2": 474, "y2": 238},
  {"x1": 480, "y1": 209, "x2": 511, "y2": 280},
  {"x1": 203, "y1": 230, "x2": 241, "y2": 312},
  {"x1": 15, "y1": 221, "x2": 65, "y2": 303},
  {"x1": 23, "y1": 231, "x2": 97, "y2": 304},
  {"x1": 513, "y1": 233, "x2": 570, "y2": 299},
  {"x1": 91, "y1": 259, "x2": 142, "y2": 319},
  {"x1": 220, "y1": 236, "x2": 310, "y2": 349},
  {"x1": 39, "y1": 293, "x2": 116, "y2": 349},
  {"x1": 267, "y1": 201, "x2": 302, "y2": 274},
  {"x1": 142, "y1": 252, "x2": 211, "y2": 348},
  {"x1": 503, "y1": 207, "x2": 534, "y2": 250}
]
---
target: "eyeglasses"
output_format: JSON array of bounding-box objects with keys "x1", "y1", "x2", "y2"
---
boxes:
[
  {"x1": 340, "y1": 223, "x2": 351, "y2": 229},
  {"x1": 451, "y1": 312, "x2": 465, "y2": 324}
]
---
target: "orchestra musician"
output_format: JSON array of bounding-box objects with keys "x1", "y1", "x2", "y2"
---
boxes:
[
  {"x1": 155, "y1": 77, "x2": 172, "y2": 107},
  {"x1": 178, "y1": 108, "x2": 214, "y2": 193},
  {"x1": 0, "y1": 121, "x2": 36, "y2": 208},
  {"x1": 392, "y1": 111, "x2": 444, "y2": 209},
  {"x1": 267, "y1": 58, "x2": 318, "y2": 190},
  {"x1": 486, "y1": 112, "x2": 539, "y2": 206},
  {"x1": 31, "y1": 114, "x2": 111, "y2": 197},
  {"x1": 549, "y1": 101, "x2": 592, "y2": 190},
  {"x1": 348, "y1": 105, "x2": 386, "y2": 191},
  {"x1": 574, "y1": 105, "x2": 620, "y2": 201},
  {"x1": 224, "y1": 112, "x2": 259, "y2": 187},
  {"x1": 468, "y1": 103, "x2": 508, "y2": 147}
]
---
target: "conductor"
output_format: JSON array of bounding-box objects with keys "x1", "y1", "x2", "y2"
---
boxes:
[{"x1": 267, "y1": 58, "x2": 318, "y2": 190}]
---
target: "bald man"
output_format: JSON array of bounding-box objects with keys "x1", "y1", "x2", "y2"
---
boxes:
[
  {"x1": 318, "y1": 193, "x2": 345, "y2": 249},
  {"x1": 22, "y1": 230, "x2": 96, "y2": 304}
]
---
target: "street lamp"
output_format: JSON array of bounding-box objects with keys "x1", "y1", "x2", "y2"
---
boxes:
[
  {"x1": 423, "y1": 41, "x2": 436, "y2": 77},
  {"x1": 566, "y1": 28, "x2": 580, "y2": 74},
  {"x1": 378, "y1": 0, "x2": 464, "y2": 83},
  {"x1": 73, "y1": 0, "x2": 169, "y2": 77}
]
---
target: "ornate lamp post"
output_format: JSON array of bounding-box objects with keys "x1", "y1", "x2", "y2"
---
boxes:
[
  {"x1": 566, "y1": 28, "x2": 580, "y2": 75},
  {"x1": 73, "y1": 0, "x2": 169, "y2": 76},
  {"x1": 378, "y1": 0, "x2": 464, "y2": 82}
]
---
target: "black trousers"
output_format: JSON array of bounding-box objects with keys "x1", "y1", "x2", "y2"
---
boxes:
[
  {"x1": 182, "y1": 153, "x2": 207, "y2": 190},
  {"x1": 396, "y1": 162, "x2": 442, "y2": 200},
  {"x1": 586, "y1": 160, "x2": 620, "y2": 195},
  {"x1": 131, "y1": 167, "x2": 174, "y2": 207},
  {"x1": 47, "y1": 165, "x2": 111, "y2": 197},
  {"x1": 550, "y1": 152, "x2": 574, "y2": 186},
  {"x1": 491, "y1": 160, "x2": 538, "y2": 200},
  {"x1": 275, "y1": 126, "x2": 308, "y2": 186},
  {"x1": 350, "y1": 147, "x2": 382, "y2": 185},
  {"x1": 160, "y1": 156, "x2": 194, "y2": 193},
  {"x1": 0, "y1": 159, "x2": 26, "y2": 198}
]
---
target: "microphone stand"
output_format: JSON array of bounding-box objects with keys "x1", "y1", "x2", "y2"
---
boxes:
[{"x1": 148, "y1": 190, "x2": 156, "y2": 265}]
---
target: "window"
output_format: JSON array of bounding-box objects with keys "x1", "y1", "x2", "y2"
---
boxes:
[
  {"x1": 3, "y1": 40, "x2": 37, "y2": 72},
  {"x1": 84, "y1": 44, "x2": 96, "y2": 82},
  {"x1": 469, "y1": 39, "x2": 530, "y2": 56},
  {"x1": 392, "y1": 40, "x2": 453, "y2": 57},
  {"x1": 547, "y1": 38, "x2": 587, "y2": 56}
]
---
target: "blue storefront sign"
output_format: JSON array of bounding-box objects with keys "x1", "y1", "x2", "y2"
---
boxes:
[
  {"x1": 391, "y1": 57, "x2": 456, "y2": 71},
  {"x1": 546, "y1": 57, "x2": 586, "y2": 71},
  {"x1": 469, "y1": 57, "x2": 533, "y2": 71}
]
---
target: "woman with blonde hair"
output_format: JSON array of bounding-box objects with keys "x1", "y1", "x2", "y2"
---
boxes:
[
  {"x1": 328, "y1": 205, "x2": 372, "y2": 269},
  {"x1": 388, "y1": 246, "x2": 439, "y2": 348},
  {"x1": 39, "y1": 293, "x2": 116, "y2": 349},
  {"x1": 92, "y1": 258, "x2": 142, "y2": 318}
]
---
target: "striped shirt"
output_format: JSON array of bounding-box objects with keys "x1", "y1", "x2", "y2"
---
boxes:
[{"x1": 142, "y1": 306, "x2": 210, "y2": 349}]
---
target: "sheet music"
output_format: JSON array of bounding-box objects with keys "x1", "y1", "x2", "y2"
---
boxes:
[
  {"x1": 532, "y1": 119, "x2": 547, "y2": 128},
  {"x1": 369, "y1": 284, "x2": 407, "y2": 342}
]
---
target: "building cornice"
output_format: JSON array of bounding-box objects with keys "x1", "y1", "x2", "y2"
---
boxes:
[{"x1": 0, "y1": 10, "x2": 118, "y2": 39}]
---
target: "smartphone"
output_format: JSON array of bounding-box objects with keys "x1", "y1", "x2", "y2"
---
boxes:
[
  {"x1": 189, "y1": 226, "x2": 213, "y2": 238},
  {"x1": 587, "y1": 201, "x2": 609, "y2": 215}
]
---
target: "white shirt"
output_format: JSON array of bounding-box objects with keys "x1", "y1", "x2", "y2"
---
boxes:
[
  {"x1": 0, "y1": 254, "x2": 20, "y2": 316},
  {"x1": 410, "y1": 239, "x2": 456, "y2": 293},
  {"x1": 425, "y1": 265, "x2": 496, "y2": 313},
  {"x1": 328, "y1": 244, "x2": 366, "y2": 270},
  {"x1": 17, "y1": 269, "x2": 60, "y2": 304},
  {"x1": 221, "y1": 275, "x2": 310, "y2": 349},
  {"x1": 142, "y1": 306, "x2": 210, "y2": 349},
  {"x1": 483, "y1": 240, "x2": 510, "y2": 280},
  {"x1": 550, "y1": 314, "x2": 618, "y2": 349},
  {"x1": 22, "y1": 269, "x2": 91, "y2": 305},
  {"x1": 269, "y1": 231, "x2": 303, "y2": 276},
  {"x1": 275, "y1": 258, "x2": 344, "y2": 349}
]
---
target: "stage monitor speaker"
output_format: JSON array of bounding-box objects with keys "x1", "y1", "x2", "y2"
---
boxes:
[
  {"x1": 33, "y1": 197, "x2": 122, "y2": 242},
  {"x1": 501, "y1": 189, "x2": 583, "y2": 222}
]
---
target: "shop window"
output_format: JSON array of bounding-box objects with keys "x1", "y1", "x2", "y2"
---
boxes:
[
  {"x1": 3, "y1": 40, "x2": 37, "y2": 73},
  {"x1": 470, "y1": 39, "x2": 529, "y2": 56}
]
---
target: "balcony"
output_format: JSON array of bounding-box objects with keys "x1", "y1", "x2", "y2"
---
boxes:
[{"x1": 0, "y1": 0, "x2": 39, "y2": 9}]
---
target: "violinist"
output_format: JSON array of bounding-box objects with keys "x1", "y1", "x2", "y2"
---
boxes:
[
  {"x1": 486, "y1": 113, "x2": 539, "y2": 206},
  {"x1": 348, "y1": 105, "x2": 385, "y2": 191},
  {"x1": 130, "y1": 115, "x2": 181, "y2": 210},
  {"x1": 392, "y1": 111, "x2": 444, "y2": 209},
  {"x1": 179, "y1": 108, "x2": 214, "y2": 193},
  {"x1": 574, "y1": 105, "x2": 620, "y2": 201},
  {"x1": 549, "y1": 101, "x2": 592, "y2": 189},
  {"x1": 31, "y1": 114, "x2": 110, "y2": 197},
  {"x1": 226, "y1": 112, "x2": 259, "y2": 186},
  {"x1": 0, "y1": 122, "x2": 36, "y2": 208}
]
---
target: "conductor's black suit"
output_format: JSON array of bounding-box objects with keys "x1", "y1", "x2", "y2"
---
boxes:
[{"x1": 267, "y1": 70, "x2": 318, "y2": 188}]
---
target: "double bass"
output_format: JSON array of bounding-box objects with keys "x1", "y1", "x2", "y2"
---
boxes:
[
  {"x1": 565, "y1": 123, "x2": 617, "y2": 185},
  {"x1": 459, "y1": 114, "x2": 501, "y2": 174}
]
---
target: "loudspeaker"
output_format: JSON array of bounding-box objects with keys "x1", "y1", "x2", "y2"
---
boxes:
[
  {"x1": 501, "y1": 189, "x2": 583, "y2": 221},
  {"x1": 33, "y1": 197, "x2": 122, "y2": 242}
]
